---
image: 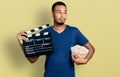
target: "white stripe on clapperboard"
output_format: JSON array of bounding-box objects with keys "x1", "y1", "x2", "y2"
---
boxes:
[
  {"x1": 34, "y1": 28, "x2": 39, "y2": 31},
  {"x1": 36, "y1": 33, "x2": 40, "y2": 36},
  {"x1": 26, "y1": 30, "x2": 31, "y2": 34},
  {"x1": 27, "y1": 32, "x2": 49, "y2": 37},
  {"x1": 25, "y1": 24, "x2": 49, "y2": 37}
]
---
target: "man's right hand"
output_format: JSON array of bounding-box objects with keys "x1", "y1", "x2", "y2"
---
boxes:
[
  {"x1": 17, "y1": 30, "x2": 28, "y2": 45},
  {"x1": 17, "y1": 30, "x2": 40, "y2": 63}
]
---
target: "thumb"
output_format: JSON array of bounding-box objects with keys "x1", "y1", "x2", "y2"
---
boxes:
[{"x1": 19, "y1": 40, "x2": 23, "y2": 45}]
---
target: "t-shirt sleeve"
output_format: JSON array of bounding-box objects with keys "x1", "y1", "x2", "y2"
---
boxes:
[{"x1": 74, "y1": 27, "x2": 89, "y2": 46}]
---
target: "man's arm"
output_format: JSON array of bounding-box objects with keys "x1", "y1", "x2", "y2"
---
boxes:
[
  {"x1": 71, "y1": 42, "x2": 95, "y2": 65},
  {"x1": 17, "y1": 31, "x2": 40, "y2": 63}
]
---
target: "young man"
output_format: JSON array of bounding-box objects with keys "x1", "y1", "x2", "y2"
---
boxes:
[{"x1": 17, "y1": 1, "x2": 95, "y2": 77}]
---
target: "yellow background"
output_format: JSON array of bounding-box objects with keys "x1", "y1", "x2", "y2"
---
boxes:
[{"x1": 0, "y1": 0, "x2": 120, "y2": 77}]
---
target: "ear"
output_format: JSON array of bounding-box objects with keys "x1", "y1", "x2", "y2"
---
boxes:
[{"x1": 51, "y1": 12, "x2": 53, "y2": 17}]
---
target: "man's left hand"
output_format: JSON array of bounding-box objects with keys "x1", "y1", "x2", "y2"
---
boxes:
[{"x1": 71, "y1": 53, "x2": 88, "y2": 65}]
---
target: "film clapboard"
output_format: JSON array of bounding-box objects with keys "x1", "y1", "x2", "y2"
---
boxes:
[{"x1": 22, "y1": 24, "x2": 53, "y2": 57}]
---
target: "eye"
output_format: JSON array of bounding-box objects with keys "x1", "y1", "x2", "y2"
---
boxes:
[
  {"x1": 64, "y1": 12, "x2": 67, "y2": 14},
  {"x1": 57, "y1": 11, "x2": 61, "y2": 14}
]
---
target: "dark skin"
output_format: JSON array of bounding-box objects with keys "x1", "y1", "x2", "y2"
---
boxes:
[
  {"x1": 17, "y1": 5, "x2": 95, "y2": 64},
  {"x1": 17, "y1": 31, "x2": 39, "y2": 63}
]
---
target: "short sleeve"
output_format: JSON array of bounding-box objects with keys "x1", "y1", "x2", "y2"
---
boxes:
[{"x1": 74, "y1": 27, "x2": 89, "y2": 46}]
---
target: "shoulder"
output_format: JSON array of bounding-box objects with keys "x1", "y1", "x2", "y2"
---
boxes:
[{"x1": 67, "y1": 24, "x2": 80, "y2": 32}]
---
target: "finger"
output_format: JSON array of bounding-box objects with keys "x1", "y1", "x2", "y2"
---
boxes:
[
  {"x1": 71, "y1": 53, "x2": 77, "y2": 59},
  {"x1": 19, "y1": 37, "x2": 28, "y2": 44},
  {"x1": 17, "y1": 35, "x2": 28, "y2": 44},
  {"x1": 71, "y1": 55, "x2": 76, "y2": 62},
  {"x1": 22, "y1": 36, "x2": 28, "y2": 41},
  {"x1": 17, "y1": 30, "x2": 27, "y2": 36},
  {"x1": 24, "y1": 37, "x2": 29, "y2": 41},
  {"x1": 71, "y1": 54, "x2": 75, "y2": 59},
  {"x1": 74, "y1": 53, "x2": 83, "y2": 59},
  {"x1": 19, "y1": 40, "x2": 23, "y2": 44},
  {"x1": 17, "y1": 35, "x2": 24, "y2": 40},
  {"x1": 71, "y1": 54, "x2": 75, "y2": 61},
  {"x1": 72, "y1": 53, "x2": 78, "y2": 59},
  {"x1": 20, "y1": 33, "x2": 27, "y2": 37}
]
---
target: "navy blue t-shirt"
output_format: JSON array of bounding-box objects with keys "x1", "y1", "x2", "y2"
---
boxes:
[{"x1": 41, "y1": 25, "x2": 89, "y2": 77}]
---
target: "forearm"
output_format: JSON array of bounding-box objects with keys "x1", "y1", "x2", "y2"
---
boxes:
[
  {"x1": 84, "y1": 46, "x2": 95, "y2": 63},
  {"x1": 84, "y1": 42, "x2": 95, "y2": 63}
]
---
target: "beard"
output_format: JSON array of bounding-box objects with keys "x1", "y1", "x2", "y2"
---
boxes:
[
  {"x1": 57, "y1": 22, "x2": 64, "y2": 25},
  {"x1": 54, "y1": 19, "x2": 65, "y2": 26}
]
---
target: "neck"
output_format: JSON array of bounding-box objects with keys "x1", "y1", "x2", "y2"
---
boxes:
[{"x1": 52, "y1": 24, "x2": 66, "y2": 33}]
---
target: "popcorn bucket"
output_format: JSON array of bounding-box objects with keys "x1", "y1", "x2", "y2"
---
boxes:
[{"x1": 71, "y1": 45, "x2": 89, "y2": 58}]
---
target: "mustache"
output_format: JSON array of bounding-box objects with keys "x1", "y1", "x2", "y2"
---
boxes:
[{"x1": 59, "y1": 18, "x2": 66, "y2": 20}]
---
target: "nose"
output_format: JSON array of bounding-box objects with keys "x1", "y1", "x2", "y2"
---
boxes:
[{"x1": 61, "y1": 12, "x2": 65, "y2": 18}]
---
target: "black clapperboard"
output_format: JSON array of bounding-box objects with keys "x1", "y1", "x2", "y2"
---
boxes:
[{"x1": 22, "y1": 24, "x2": 53, "y2": 57}]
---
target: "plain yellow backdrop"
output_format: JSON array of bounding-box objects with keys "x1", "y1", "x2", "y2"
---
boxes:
[{"x1": 0, "y1": 0, "x2": 120, "y2": 77}]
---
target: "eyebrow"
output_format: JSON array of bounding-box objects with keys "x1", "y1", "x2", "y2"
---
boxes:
[{"x1": 56, "y1": 10, "x2": 67, "y2": 12}]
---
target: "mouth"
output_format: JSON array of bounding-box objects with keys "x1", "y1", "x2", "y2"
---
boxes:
[
  {"x1": 59, "y1": 18, "x2": 65, "y2": 20},
  {"x1": 59, "y1": 18, "x2": 65, "y2": 22},
  {"x1": 54, "y1": 18, "x2": 66, "y2": 25}
]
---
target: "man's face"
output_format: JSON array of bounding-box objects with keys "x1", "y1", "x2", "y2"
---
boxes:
[{"x1": 52, "y1": 5, "x2": 67, "y2": 25}]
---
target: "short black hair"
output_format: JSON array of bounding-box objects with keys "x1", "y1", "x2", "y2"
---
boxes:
[{"x1": 52, "y1": 1, "x2": 66, "y2": 12}]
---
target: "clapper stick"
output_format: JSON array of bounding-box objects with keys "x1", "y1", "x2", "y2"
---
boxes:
[
  {"x1": 25, "y1": 24, "x2": 49, "y2": 34},
  {"x1": 21, "y1": 24, "x2": 49, "y2": 38}
]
